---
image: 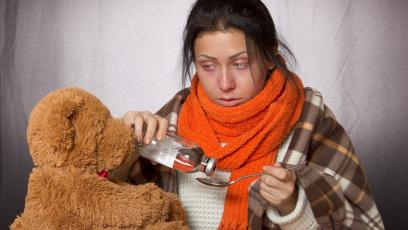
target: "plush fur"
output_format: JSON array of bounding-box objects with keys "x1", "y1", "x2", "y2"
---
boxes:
[{"x1": 11, "y1": 88, "x2": 187, "y2": 229}]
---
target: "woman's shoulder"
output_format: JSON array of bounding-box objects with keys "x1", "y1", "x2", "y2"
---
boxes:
[
  {"x1": 155, "y1": 88, "x2": 191, "y2": 117},
  {"x1": 303, "y1": 87, "x2": 324, "y2": 110},
  {"x1": 302, "y1": 87, "x2": 339, "y2": 130},
  {"x1": 299, "y1": 87, "x2": 334, "y2": 127}
]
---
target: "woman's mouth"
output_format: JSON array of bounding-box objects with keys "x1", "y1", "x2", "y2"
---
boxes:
[{"x1": 217, "y1": 98, "x2": 241, "y2": 106}]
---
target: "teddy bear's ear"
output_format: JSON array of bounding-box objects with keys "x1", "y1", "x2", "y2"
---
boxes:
[{"x1": 27, "y1": 88, "x2": 84, "y2": 167}]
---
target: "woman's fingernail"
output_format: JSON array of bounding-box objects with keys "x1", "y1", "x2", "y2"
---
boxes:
[{"x1": 145, "y1": 137, "x2": 151, "y2": 144}]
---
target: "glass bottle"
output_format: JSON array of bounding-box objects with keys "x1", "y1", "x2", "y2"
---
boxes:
[{"x1": 137, "y1": 132, "x2": 216, "y2": 176}]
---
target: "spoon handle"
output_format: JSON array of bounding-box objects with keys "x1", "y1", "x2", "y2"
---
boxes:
[
  {"x1": 231, "y1": 162, "x2": 307, "y2": 184},
  {"x1": 231, "y1": 172, "x2": 265, "y2": 184}
]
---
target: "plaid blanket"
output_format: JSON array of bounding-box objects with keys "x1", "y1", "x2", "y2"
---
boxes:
[{"x1": 131, "y1": 87, "x2": 384, "y2": 229}]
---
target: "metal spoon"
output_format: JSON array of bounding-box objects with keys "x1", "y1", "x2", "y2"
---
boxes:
[{"x1": 196, "y1": 162, "x2": 307, "y2": 187}]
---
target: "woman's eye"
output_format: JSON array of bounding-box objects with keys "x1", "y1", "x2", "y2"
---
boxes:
[
  {"x1": 201, "y1": 63, "x2": 215, "y2": 71},
  {"x1": 233, "y1": 62, "x2": 249, "y2": 69}
]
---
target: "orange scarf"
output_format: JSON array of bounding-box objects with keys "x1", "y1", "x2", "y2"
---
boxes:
[{"x1": 178, "y1": 69, "x2": 304, "y2": 229}]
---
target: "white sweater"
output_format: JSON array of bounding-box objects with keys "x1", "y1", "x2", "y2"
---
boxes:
[{"x1": 177, "y1": 133, "x2": 319, "y2": 229}]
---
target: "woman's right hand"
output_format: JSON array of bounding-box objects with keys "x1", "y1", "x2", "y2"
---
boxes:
[{"x1": 121, "y1": 111, "x2": 169, "y2": 144}]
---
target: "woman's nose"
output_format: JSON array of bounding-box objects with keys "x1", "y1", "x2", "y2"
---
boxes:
[{"x1": 218, "y1": 69, "x2": 236, "y2": 92}]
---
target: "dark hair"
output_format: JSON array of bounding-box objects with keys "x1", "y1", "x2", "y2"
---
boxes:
[{"x1": 181, "y1": 0, "x2": 295, "y2": 87}]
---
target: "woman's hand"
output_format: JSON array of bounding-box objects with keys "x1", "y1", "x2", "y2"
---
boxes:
[
  {"x1": 259, "y1": 162, "x2": 298, "y2": 216},
  {"x1": 121, "y1": 111, "x2": 169, "y2": 144}
]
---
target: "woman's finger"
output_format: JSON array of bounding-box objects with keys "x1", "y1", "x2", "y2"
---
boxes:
[
  {"x1": 122, "y1": 111, "x2": 138, "y2": 126},
  {"x1": 122, "y1": 111, "x2": 144, "y2": 142},
  {"x1": 155, "y1": 115, "x2": 169, "y2": 140},
  {"x1": 260, "y1": 174, "x2": 281, "y2": 189},
  {"x1": 121, "y1": 111, "x2": 168, "y2": 144},
  {"x1": 259, "y1": 188, "x2": 281, "y2": 206},
  {"x1": 263, "y1": 164, "x2": 295, "y2": 182},
  {"x1": 133, "y1": 114, "x2": 145, "y2": 143},
  {"x1": 259, "y1": 179, "x2": 280, "y2": 195},
  {"x1": 259, "y1": 178, "x2": 292, "y2": 202},
  {"x1": 141, "y1": 111, "x2": 158, "y2": 144}
]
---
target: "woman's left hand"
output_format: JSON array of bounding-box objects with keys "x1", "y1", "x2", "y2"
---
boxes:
[{"x1": 259, "y1": 162, "x2": 298, "y2": 216}]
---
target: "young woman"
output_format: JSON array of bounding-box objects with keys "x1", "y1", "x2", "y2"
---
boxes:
[{"x1": 123, "y1": 0, "x2": 384, "y2": 229}]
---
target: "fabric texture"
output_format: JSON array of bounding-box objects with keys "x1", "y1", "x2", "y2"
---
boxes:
[
  {"x1": 131, "y1": 86, "x2": 384, "y2": 230},
  {"x1": 177, "y1": 69, "x2": 304, "y2": 229},
  {"x1": 177, "y1": 170, "x2": 229, "y2": 229}
]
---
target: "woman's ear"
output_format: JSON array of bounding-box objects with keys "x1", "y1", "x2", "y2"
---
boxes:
[{"x1": 268, "y1": 62, "x2": 276, "y2": 70}]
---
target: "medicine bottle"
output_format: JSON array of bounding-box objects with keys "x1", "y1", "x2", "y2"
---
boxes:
[{"x1": 137, "y1": 132, "x2": 216, "y2": 176}]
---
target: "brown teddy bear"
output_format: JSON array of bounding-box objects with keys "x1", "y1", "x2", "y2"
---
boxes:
[{"x1": 11, "y1": 87, "x2": 188, "y2": 230}]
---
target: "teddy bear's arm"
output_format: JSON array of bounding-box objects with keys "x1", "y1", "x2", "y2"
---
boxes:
[
  {"x1": 20, "y1": 167, "x2": 185, "y2": 229},
  {"x1": 70, "y1": 173, "x2": 183, "y2": 228}
]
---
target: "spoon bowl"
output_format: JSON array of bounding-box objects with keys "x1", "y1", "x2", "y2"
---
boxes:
[{"x1": 196, "y1": 162, "x2": 307, "y2": 187}]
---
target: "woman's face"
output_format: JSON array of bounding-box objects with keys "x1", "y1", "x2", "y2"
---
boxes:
[{"x1": 194, "y1": 28, "x2": 270, "y2": 107}]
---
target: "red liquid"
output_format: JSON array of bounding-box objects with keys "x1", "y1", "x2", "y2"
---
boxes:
[{"x1": 172, "y1": 155, "x2": 195, "y2": 173}]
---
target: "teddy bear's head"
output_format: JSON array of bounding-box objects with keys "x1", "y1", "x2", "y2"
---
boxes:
[{"x1": 27, "y1": 88, "x2": 137, "y2": 177}]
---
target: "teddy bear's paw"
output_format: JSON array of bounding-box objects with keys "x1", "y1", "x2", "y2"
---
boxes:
[{"x1": 164, "y1": 192, "x2": 186, "y2": 221}]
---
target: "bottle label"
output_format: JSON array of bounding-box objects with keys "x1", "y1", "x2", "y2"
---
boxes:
[{"x1": 172, "y1": 154, "x2": 195, "y2": 172}]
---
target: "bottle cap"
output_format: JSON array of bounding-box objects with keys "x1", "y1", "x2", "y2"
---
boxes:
[{"x1": 201, "y1": 156, "x2": 217, "y2": 176}]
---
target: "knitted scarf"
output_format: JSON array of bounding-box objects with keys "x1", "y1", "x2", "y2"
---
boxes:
[{"x1": 177, "y1": 69, "x2": 304, "y2": 229}]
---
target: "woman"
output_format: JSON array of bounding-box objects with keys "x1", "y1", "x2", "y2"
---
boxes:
[{"x1": 123, "y1": 0, "x2": 384, "y2": 229}]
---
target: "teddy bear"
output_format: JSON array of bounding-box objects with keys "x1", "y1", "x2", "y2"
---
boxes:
[{"x1": 11, "y1": 87, "x2": 188, "y2": 230}]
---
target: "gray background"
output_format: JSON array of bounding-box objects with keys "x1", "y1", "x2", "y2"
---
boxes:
[{"x1": 1, "y1": 0, "x2": 407, "y2": 229}]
